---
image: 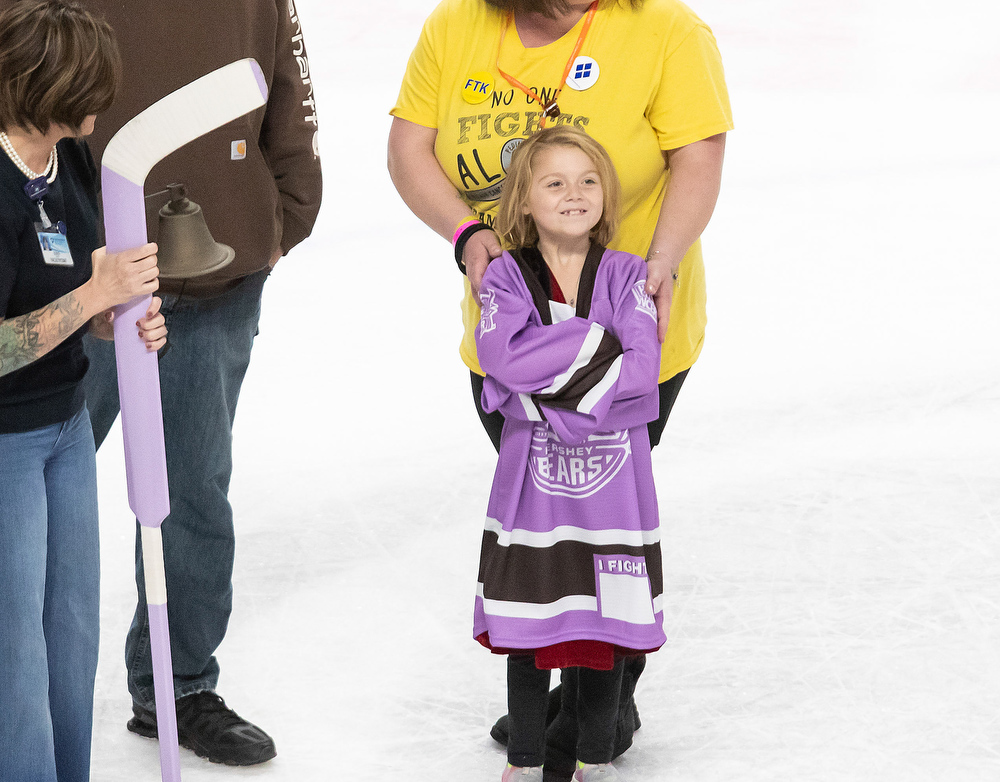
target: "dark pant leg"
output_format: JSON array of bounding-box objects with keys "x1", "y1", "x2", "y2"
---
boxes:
[
  {"x1": 616, "y1": 655, "x2": 645, "y2": 746},
  {"x1": 470, "y1": 371, "x2": 504, "y2": 454},
  {"x1": 647, "y1": 368, "x2": 689, "y2": 449},
  {"x1": 507, "y1": 655, "x2": 550, "y2": 768},
  {"x1": 575, "y1": 660, "x2": 625, "y2": 765},
  {"x1": 81, "y1": 332, "x2": 122, "y2": 449},
  {"x1": 543, "y1": 669, "x2": 579, "y2": 779},
  {"x1": 92, "y1": 271, "x2": 268, "y2": 708}
]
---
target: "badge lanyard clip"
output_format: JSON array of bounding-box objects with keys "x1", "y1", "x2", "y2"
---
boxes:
[{"x1": 25, "y1": 176, "x2": 53, "y2": 229}]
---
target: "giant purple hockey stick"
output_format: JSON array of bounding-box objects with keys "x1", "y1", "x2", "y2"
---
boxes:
[{"x1": 102, "y1": 59, "x2": 267, "y2": 781}]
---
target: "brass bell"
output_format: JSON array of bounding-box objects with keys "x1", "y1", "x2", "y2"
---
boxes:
[{"x1": 155, "y1": 183, "x2": 235, "y2": 279}]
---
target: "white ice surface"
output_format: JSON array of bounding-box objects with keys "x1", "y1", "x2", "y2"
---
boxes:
[{"x1": 90, "y1": 0, "x2": 1000, "y2": 779}]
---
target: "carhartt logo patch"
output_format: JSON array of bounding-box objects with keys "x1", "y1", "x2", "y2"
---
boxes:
[{"x1": 231, "y1": 140, "x2": 247, "y2": 160}]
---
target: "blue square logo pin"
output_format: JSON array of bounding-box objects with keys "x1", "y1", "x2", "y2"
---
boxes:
[{"x1": 566, "y1": 56, "x2": 600, "y2": 91}]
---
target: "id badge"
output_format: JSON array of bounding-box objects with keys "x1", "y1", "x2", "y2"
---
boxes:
[{"x1": 35, "y1": 222, "x2": 73, "y2": 267}]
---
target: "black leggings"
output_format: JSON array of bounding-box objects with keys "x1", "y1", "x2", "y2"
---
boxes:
[{"x1": 507, "y1": 656, "x2": 625, "y2": 768}]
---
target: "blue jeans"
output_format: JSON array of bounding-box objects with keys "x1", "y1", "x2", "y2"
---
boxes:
[
  {"x1": 0, "y1": 407, "x2": 100, "y2": 782},
  {"x1": 83, "y1": 268, "x2": 268, "y2": 709}
]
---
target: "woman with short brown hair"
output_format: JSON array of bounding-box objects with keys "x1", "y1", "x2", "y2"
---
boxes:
[
  {"x1": 0, "y1": 0, "x2": 120, "y2": 134},
  {"x1": 0, "y1": 2, "x2": 164, "y2": 779}
]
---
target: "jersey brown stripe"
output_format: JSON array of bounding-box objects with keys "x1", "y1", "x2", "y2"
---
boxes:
[{"x1": 478, "y1": 530, "x2": 662, "y2": 605}]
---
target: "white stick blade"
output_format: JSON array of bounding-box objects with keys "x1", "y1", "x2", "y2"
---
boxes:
[{"x1": 103, "y1": 58, "x2": 267, "y2": 185}]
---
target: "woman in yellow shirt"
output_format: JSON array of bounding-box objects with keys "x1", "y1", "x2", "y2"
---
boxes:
[{"x1": 388, "y1": 0, "x2": 732, "y2": 777}]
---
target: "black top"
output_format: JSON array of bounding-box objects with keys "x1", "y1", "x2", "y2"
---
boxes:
[{"x1": 0, "y1": 138, "x2": 100, "y2": 433}]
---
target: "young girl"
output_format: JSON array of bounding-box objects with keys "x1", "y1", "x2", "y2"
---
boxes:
[{"x1": 473, "y1": 126, "x2": 665, "y2": 782}]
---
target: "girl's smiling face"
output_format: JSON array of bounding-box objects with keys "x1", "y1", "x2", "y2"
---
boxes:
[{"x1": 523, "y1": 144, "x2": 604, "y2": 244}]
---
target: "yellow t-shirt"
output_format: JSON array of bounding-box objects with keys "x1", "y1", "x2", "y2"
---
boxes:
[{"x1": 392, "y1": 0, "x2": 733, "y2": 381}]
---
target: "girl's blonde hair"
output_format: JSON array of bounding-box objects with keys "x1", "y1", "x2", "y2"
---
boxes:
[{"x1": 495, "y1": 125, "x2": 622, "y2": 249}]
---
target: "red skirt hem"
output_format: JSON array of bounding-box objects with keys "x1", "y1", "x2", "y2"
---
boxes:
[{"x1": 476, "y1": 632, "x2": 660, "y2": 671}]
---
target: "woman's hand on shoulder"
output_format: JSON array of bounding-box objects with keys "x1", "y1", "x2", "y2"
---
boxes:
[
  {"x1": 464, "y1": 229, "x2": 503, "y2": 296},
  {"x1": 644, "y1": 251, "x2": 682, "y2": 343}
]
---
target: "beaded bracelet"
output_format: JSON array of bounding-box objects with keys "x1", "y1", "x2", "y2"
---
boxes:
[{"x1": 453, "y1": 220, "x2": 494, "y2": 274}]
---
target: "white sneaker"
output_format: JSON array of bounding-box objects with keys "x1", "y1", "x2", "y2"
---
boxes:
[
  {"x1": 573, "y1": 763, "x2": 622, "y2": 781},
  {"x1": 502, "y1": 764, "x2": 543, "y2": 782}
]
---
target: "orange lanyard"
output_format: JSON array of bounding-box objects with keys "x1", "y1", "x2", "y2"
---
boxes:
[{"x1": 496, "y1": 2, "x2": 598, "y2": 127}]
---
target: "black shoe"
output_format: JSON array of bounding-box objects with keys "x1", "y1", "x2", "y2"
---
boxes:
[
  {"x1": 489, "y1": 714, "x2": 510, "y2": 746},
  {"x1": 488, "y1": 685, "x2": 642, "y2": 748},
  {"x1": 126, "y1": 691, "x2": 277, "y2": 766}
]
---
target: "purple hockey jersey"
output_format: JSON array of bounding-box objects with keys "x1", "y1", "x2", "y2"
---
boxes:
[{"x1": 473, "y1": 245, "x2": 666, "y2": 654}]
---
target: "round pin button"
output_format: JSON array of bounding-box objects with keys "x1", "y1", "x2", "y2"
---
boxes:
[
  {"x1": 462, "y1": 71, "x2": 494, "y2": 104},
  {"x1": 566, "y1": 56, "x2": 600, "y2": 91}
]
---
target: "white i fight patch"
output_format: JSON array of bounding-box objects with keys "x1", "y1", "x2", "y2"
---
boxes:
[
  {"x1": 565, "y1": 56, "x2": 600, "y2": 91},
  {"x1": 595, "y1": 555, "x2": 655, "y2": 625},
  {"x1": 231, "y1": 140, "x2": 247, "y2": 160}
]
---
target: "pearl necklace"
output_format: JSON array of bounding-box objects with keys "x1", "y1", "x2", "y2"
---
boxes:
[{"x1": 0, "y1": 131, "x2": 58, "y2": 183}]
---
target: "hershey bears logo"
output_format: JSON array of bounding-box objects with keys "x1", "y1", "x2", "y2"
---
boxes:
[
  {"x1": 528, "y1": 424, "x2": 632, "y2": 499},
  {"x1": 478, "y1": 288, "x2": 499, "y2": 335},
  {"x1": 631, "y1": 280, "x2": 657, "y2": 322}
]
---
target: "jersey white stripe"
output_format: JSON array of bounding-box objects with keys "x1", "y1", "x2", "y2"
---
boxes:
[
  {"x1": 478, "y1": 583, "x2": 598, "y2": 618},
  {"x1": 484, "y1": 516, "x2": 660, "y2": 547},
  {"x1": 518, "y1": 393, "x2": 543, "y2": 420},
  {"x1": 477, "y1": 584, "x2": 664, "y2": 619},
  {"x1": 539, "y1": 322, "x2": 607, "y2": 396}
]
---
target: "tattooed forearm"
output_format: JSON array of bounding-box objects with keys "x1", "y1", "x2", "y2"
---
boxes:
[{"x1": 0, "y1": 292, "x2": 89, "y2": 378}]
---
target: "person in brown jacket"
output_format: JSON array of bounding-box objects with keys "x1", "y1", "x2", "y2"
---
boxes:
[{"x1": 80, "y1": 0, "x2": 322, "y2": 766}]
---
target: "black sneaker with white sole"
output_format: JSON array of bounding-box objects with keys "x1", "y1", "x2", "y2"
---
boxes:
[{"x1": 126, "y1": 691, "x2": 276, "y2": 766}]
